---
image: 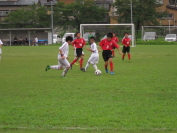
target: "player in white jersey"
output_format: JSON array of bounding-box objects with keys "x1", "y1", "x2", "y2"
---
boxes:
[
  {"x1": 45, "y1": 36, "x2": 73, "y2": 78},
  {"x1": 85, "y1": 37, "x2": 99, "y2": 71},
  {"x1": 0, "y1": 38, "x2": 3, "y2": 61}
]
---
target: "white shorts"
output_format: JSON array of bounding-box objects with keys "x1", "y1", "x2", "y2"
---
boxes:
[
  {"x1": 74, "y1": 49, "x2": 84, "y2": 56},
  {"x1": 58, "y1": 57, "x2": 70, "y2": 68},
  {"x1": 88, "y1": 53, "x2": 99, "y2": 64}
]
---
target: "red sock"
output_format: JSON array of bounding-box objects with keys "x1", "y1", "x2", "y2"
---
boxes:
[
  {"x1": 122, "y1": 54, "x2": 125, "y2": 60},
  {"x1": 105, "y1": 64, "x2": 108, "y2": 70},
  {"x1": 110, "y1": 62, "x2": 114, "y2": 72},
  {"x1": 80, "y1": 59, "x2": 83, "y2": 68},
  {"x1": 112, "y1": 51, "x2": 115, "y2": 56},
  {"x1": 70, "y1": 59, "x2": 77, "y2": 65},
  {"x1": 128, "y1": 53, "x2": 131, "y2": 60}
]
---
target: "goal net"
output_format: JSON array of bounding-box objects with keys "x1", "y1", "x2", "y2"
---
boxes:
[{"x1": 80, "y1": 24, "x2": 136, "y2": 47}]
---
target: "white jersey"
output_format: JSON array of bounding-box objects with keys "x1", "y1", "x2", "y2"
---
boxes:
[
  {"x1": 35, "y1": 37, "x2": 38, "y2": 42},
  {"x1": 58, "y1": 42, "x2": 69, "y2": 58},
  {"x1": 90, "y1": 42, "x2": 98, "y2": 53},
  {"x1": 0, "y1": 39, "x2": 3, "y2": 45}
]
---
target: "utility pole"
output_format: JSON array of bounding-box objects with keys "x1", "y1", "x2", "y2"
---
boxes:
[
  {"x1": 130, "y1": 0, "x2": 133, "y2": 23},
  {"x1": 51, "y1": 1, "x2": 54, "y2": 44}
]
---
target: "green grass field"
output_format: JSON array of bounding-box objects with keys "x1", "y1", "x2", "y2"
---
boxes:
[{"x1": 0, "y1": 45, "x2": 177, "y2": 133}]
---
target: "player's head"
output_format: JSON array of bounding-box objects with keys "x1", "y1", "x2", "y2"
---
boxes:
[
  {"x1": 113, "y1": 32, "x2": 116, "y2": 37},
  {"x1": 107, "y1": 33, "x2": 113, "y2": 41},
  {"x1": 75, "y1": 32, "x2": 80, "y2": 38},
  {"x1": 89, "y1": 36, "x2": 95, "y2": 44},
  {"x1": 66, "y1": 36, "x2": 73, "y2": 45},
  {"x1": 89, "y1": 32, "x2": 92, "y2": 34},
  {"x1": 124, "y1": 32, "x2": 129, "y2": 38}
]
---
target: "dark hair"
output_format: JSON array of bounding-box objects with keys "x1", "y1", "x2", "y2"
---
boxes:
[
  {"x1": 107, "y1": 33, "x2": 113, "y2": 38},
  {"x1": 90, "y1": 36, "x2": 95, "y2": 40},
  {"x1": 66, "y1": 36, "x2": 73, "y2": 42},
  {"x1": 75, "y1": 32, "x2": 80, "y2": 37},
  {"x1": 124, "y1": 32, "x2": 129, "y2": 35}
]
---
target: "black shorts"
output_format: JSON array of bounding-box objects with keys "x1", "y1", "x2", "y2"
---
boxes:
[
  {"x1": 102, "y1": 50, "x2": 113, "y2": 62},
  {"x1": 122, "y1": 46, "x2": 130, "y2": 53},
  {"x1": 76, "y1": 48, "x2": 83, "y2": 57}
]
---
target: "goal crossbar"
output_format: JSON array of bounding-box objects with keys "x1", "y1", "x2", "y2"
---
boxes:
[{"x1": 80, "y1": 24, "x2": 136, "y2": 47}]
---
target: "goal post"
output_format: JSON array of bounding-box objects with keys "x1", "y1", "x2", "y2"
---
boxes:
[{"x1": 80, "y1": 24, "x2": 136, "y2": 47}]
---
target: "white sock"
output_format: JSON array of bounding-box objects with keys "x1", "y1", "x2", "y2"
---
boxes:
[
  {"x1": 0, "y1": 48, "x2": 2, "y2": 54},
  {"x1": 62, "y1": 68, "x2": 69, "y2": 77},
  {"x1": 85, "y1": 62, "x2": 90, "y2": 71},
  {"x1": 93, "y1": 64, "x2": 98, "y2": 71},
  {"x1": 50, "y1": 65, "x2": 59, "y2": 70}
]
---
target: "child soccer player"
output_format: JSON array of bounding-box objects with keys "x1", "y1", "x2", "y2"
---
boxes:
[
  {"x1": 45, "y1": 36, "x2": 73, "y2": 78},
  {"x1": 122, "y1": 32, "x2": 131, "y2": 61},
  {"x1": 99, "y1": 33, "x2": 122, "y2": 75},
  {"x1": 85, "y1": 37, "x2": 99, "y2": 71},
  {"x1": 70, "y1": 32, "x2": 86, "y2": 72},
  {"x1": 112, "y1": 32, "x2": 119, "y2": 57},
  {"x1": 0, "y1": 38, "x2": 3, "y2": 61}
]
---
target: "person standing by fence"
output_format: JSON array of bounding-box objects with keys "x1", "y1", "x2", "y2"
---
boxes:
[{"x1": 0, "y1": 38, "x2": 3, "y2": 61}]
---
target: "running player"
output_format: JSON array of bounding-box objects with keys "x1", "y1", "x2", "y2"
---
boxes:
[
  {"x1": 85, "y1": 37, "x2": 99, "y2": 71},
  {"x1": 45, "y1": 36, "x2": 73, "y2": 78},
  {"x1": 99, "y1": 33, "x2": 121, "y2": 75},
  {"x1": 122, "y1": 32, "x2": 131, "y2": 61},
  {"x1": 70, "y1": 32, "x2": 86, "y2": 72},
  {"x1": 112, "y1": 32, "x2": 119, "y2": 57},
  {"x1": 0, "y1": 38, "x2": 3, "y2": 61}
]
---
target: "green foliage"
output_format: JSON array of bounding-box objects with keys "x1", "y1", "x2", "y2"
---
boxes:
[
  {"x1": 54, "y1": 0, "x2": 107, "y2": 31},
  {"x1": 2, "y1": 4, "x2": 50, "y2": 28},
  {"x1": 0, "y1": 45, "x2": 177, "y2": 132},
  {"x1": 114, "y1": 0, "x2": 167, "y2": 31}
]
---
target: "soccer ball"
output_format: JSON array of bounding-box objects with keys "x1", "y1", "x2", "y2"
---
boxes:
[{"x1": 95, "y1": 70, "x2": 102, "y2": 76}]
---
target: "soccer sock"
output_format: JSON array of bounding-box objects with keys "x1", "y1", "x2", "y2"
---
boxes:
[
  {"x1": 110, "y1": 62, "x2": 114, "y2": 72},
  {"x1": 62, "y1": 68, "x2": 69, "y2": 77},
  {"x1": 85, "y1": 62, "x2": 90, "y2": 71},
  {"x1": 128, "y1": 53, "x2": 131, "y2": 60},
  {"x1": 70, "y1": 59, "x2": 77, "y2": 65},
  {"x1": 80, "y1": 58, "x2": 83, "y2": 68},
  {"x1": 122, "y1": 54, "x2": 125, "y2": 60},
  {"x1": 112, "y1": 51, "x2": 115, "y2": 56},
  {"x1": 0, "y1": 48, "x2": 2, "y2": 54},
  {"x1": 50, "y1": 65, "x2": 59, "y2": 70},
  {"x1": 93, "y1": 64, "x2": 98, "y2": 71},
  {"x1": 105, "y1": 64, "x2": 108, "y2": 70}
]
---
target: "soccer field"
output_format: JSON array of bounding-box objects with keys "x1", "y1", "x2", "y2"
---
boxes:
[{"x1": 0, "y1": 45, "x2": 177, "y2": 133}]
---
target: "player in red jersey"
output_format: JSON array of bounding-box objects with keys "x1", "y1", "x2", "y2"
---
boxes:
[
  {"x1": 70, "y1": 32, "x2": 86, "y2": 72},
  {"x1": 122, "y1": 32, "x2": 131, "y2": 61},
  {"x1": 112, "y1": 32, "x2": 119, "y2": 57},
  {"x1": 99, "y1": 33, "x2": 122, "y2": 75}
]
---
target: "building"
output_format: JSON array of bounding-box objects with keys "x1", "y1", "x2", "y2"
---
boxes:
[{"x1": 157, "y1": 0, "x2": 177, "y2": 26}]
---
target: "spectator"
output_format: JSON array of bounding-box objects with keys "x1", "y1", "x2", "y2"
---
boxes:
[
  {"x1": 33, "y1": 36, "x2": 38, "y2": 46},
  {"x1": 25, "y1": 36, "x2": 28, "y2": 46},
  {"x1": 13, "y1": 36, "x2": 18, "y2": 46},
  {"x1": 0, "y1": 38, "x2": 3, "y2": 61},
  {"x1": 19, "y1": 36, "x2": 23, "y2": 46}
]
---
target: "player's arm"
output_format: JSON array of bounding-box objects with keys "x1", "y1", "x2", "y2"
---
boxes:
[
  {"x1": 114, "y1": 42, "x2": 122, "y2": 55},
  {"x1": 59, "y1": 44, "x2": 66, "y2": 59},
  {"x1": 72, "y1": 41, "x2": 76, "y2": 50},
  {"x1": 99, "y1": 40, "x2": 104, "y2": 52}
]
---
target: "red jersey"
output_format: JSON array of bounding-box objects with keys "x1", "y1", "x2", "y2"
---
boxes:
[
  {"x1": 112, "y1": 37, "x2": 119, "y2": 43},
  {"x1": 99, "y1": 39, "x2": 120, "y2": 50},
  {"x1": 72, "y1": 38, "x2": 86, "y2": 48},
  {"x1": 122, "y1": 37, "x2": 131, "y2": 47}
]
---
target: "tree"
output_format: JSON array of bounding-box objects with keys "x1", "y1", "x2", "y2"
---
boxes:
[
  {"x1": 114, "y1": 0, "x2": 167, "y2": 32},
  {"x1": 53, "y1": 0, "x2": 108, "y2": 31},
  {"x1": 2, "y1": 4, "x2": 50, "y2": 28}
]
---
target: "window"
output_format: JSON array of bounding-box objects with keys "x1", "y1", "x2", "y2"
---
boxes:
[{"x1": 0, "y1": 11, "x2": 9, "y2": 16}]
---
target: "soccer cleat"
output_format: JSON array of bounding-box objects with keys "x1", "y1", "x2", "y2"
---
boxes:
[
  {"x1": 74, "y1": 63, "x2": 79, "y2": 65},
  {"x1": 110, "y1": 71, "x2": 115, "y2": 75},
  {"x1": 70, "y1": 64, "x2": 73, "y2": 70},
  {"x1": 105, "y1": 69, "x2": 108, "y2": 73},
  {"x1": 45, "y1": 65, "x2": 50, "y2": 71},
  {"x1": 80, "y1": 68, "x2": 85, "y2": 72}
]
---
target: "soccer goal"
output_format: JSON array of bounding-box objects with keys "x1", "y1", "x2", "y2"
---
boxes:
[{"x1": 80, "y1": 24, "x2": 136, "y2": 47}]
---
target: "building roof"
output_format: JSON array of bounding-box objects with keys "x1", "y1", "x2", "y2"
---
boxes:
[{"x1": 0, "y1": 0, "x2": 39, "y2": 6}]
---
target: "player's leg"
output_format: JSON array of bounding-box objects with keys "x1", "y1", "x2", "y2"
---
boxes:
[
  {"x1": 85, "y1": 62, "x2": 90, "y2": 71},
  {"x1": 61, "y1": 59, "x2": 70, "y2": 77},
  {"x1": 122, "y1": 46, "x2": 126, "y2": 61},
  {"x1": 112, "y1": 49, "x2": 115, "y2": 57},
  {"x1": 108, "y1": 58, "x2": 114, "y2": 74},
  {"x1": 0, "y1": 44, "x2": 2, "y2": 61},
  {"x1": 80, "y1": 55, "x2": 85, "y2": 72},
  {"x1": 45, "y1": 59, "x2": 62, "y2": 71},
  {"x1": 73, "y1": 49, "x2": 79, "y2": 65},
  {"x1": 127, "y1": 47, "x2": 131, "y2": 61},
  {"x1": 102, "y1": 50, "x2": 109, "y2": 73}
]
